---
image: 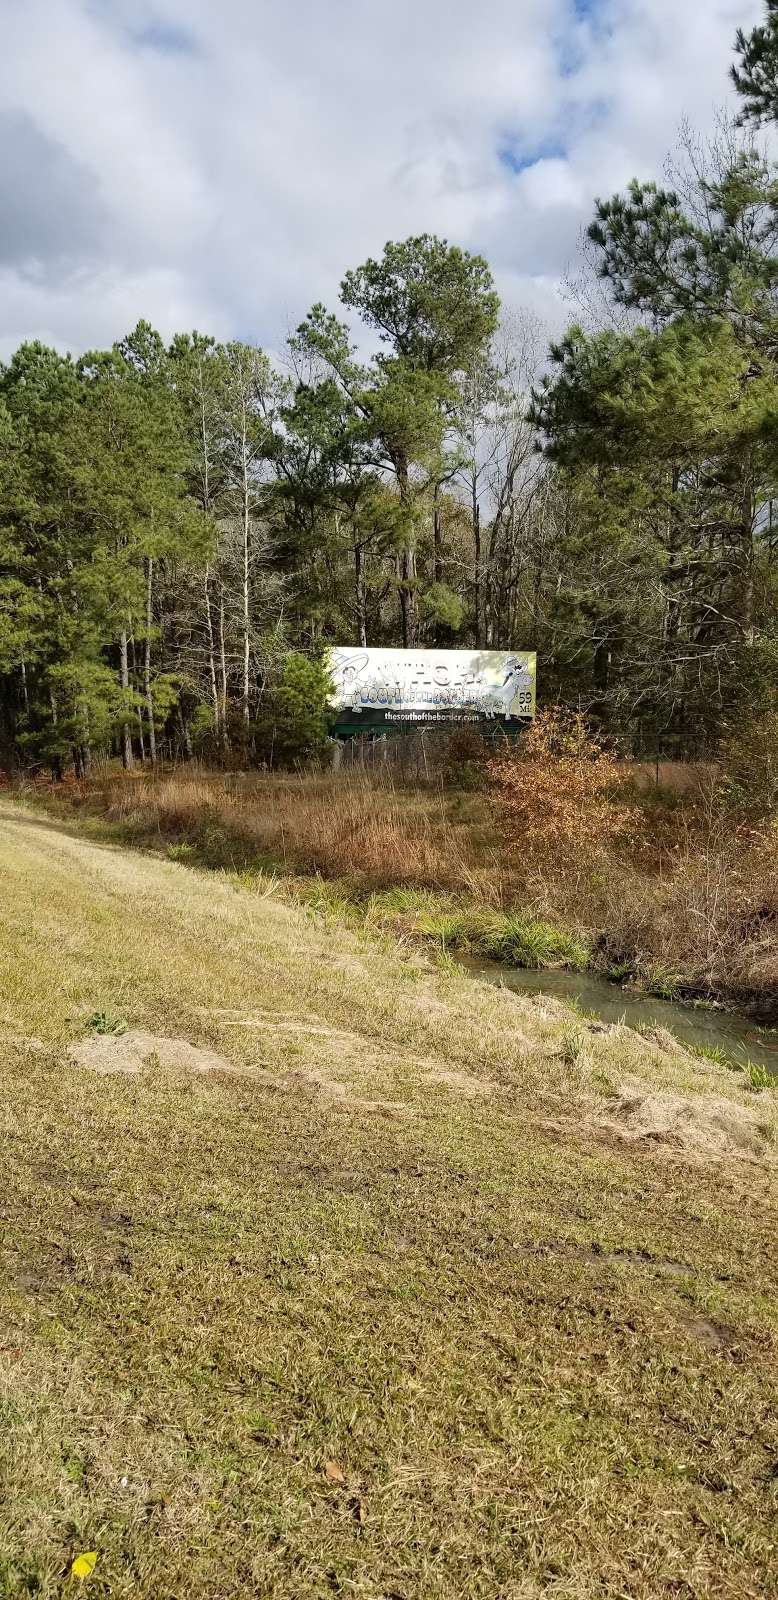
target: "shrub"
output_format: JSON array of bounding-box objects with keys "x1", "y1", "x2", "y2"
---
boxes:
[
  {"x1": 264, "y1": 653, "x2": 334, "y2": 766},
  {"x1": 721, "y1": 709, "x2": 778, "y2": 817},
  {"x1": 488, "y1": 707, "x2": 636, "y2": 864},
  {"x1": 442, "y1": 726, "x2": 489, "y2": 789}
]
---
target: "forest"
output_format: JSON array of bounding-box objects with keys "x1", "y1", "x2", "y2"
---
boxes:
[{"x1": 2, "y1": 8, "x2": 778, "y2": 775}]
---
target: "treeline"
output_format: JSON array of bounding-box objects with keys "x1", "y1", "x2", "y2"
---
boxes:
[{"x1": 2, "y1": 6, "x2": 778, "y2": 773}]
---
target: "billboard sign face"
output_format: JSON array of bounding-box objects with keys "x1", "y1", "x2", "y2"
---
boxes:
[{"x1": 329, "y1": 647, "x2": 536, "y2": 722}]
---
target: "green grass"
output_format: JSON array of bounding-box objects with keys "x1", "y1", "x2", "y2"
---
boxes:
[
  {"x1": 165, "y1": 841, "x2": 196, "y2": 864},
  {"x1": 559, "y1": 1023, "x2": 587, "y2": 1067},
  {"x1": 362, "y1": 891, "x2": 591, "y2": 972},
  {"x1": 746, "y1": 1061, "x2": 776, "y2": 1092},
  {"x1": 643, "y1": 964, "x2": 685, "y2": 1002},
  {"x1": 689, "y1": 1045, "x2": 778, "y2": 1091},
  {"x1": 689, "y1": 1043, "x2": 755, "y2": 1077},
  {"x1": 1, "y1": 801, "x2": 777, "y2": 1597},
  {"x1": 474, "y1": 909, "x2": 590, "y2": 970},
  {"x1": 243, "y1": 879, "x2": 593, "y2": 975},
  {"x1": 606, "y1": 958, "x2": 636, "y2": 983},
  {"x1": 86, "y1": 1010, "x2": 128, "y2": 1037}
]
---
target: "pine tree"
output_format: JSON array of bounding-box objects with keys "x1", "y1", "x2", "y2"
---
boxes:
[
  {"x1": 296, "y1": 236, "x2": 499, "y2": 647},
  {"x1": 733, "y1": 1, "x2": 778, "y2": 126}
]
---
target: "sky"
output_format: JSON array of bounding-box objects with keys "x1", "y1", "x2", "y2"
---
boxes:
[{"x1": 0, "y1": 0, "x2": 765, "y2": 361}]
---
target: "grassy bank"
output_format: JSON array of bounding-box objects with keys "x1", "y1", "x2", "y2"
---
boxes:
[
  {"x1": 289, "y1": 882, "x2": 590, "y2": 979},
  {"x1": 21, "y1": 764, "x2": 778, "y2": 1020},
  {"x1": 1, "y1": 800, "x2": 777, "y2": 1598}
]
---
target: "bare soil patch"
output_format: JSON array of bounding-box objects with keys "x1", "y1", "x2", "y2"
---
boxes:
[
  {"x1": 67, "y1": 1030, "x2": 240, "y2": 1077},
  {"x1": 683, "y1": 1316, "x2": 742, "y2": 1354}
]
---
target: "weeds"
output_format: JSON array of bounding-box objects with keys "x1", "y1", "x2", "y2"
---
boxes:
[
  {"x1": 643, "y1": 965, "x2": 684, "y2": 1002},
  {"x1": 227, "y1": 867, "x2": 280, "y2": 900},
  {"x1": 87, "y1": 1010, "x2": 128, "y2": 1037},
  {"x1": 691, "y1": 1043, "x2": 737, "y2": 1068},
  {"x1": 559, "y1": 1025, "x2": 587, "y2": 1067},
  {"x1": 746, "y1": 1061, "x2": 775, "y2": 1092},
  {"x1": 688, "y1": 1045, "x2": 777, "y2": 1088},
  {"x1": 606, "y1": 959, "x2": 635, "y2": 983},
  {"x1": 166, "y1": 841, "x2": 195, "y2": 864},
  {"x1": 494, "y1": 912, "x2": 590, "y2": 971},
  {"x1": 433, "y1": 945, "x2": 460, "y2": 977},
  {"x1": 410, "y1": 905, "x2": 590, "y2": 971}
]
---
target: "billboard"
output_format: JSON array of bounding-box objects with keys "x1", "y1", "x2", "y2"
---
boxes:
[{"x1": 329, "y1": 647, "x2": 536, "y2": 722}]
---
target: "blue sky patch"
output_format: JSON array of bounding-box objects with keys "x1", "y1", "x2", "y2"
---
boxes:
[
  {"x1": 498, "y1": 138, "x2": 567, "y2": 175},
  {"x1": 131, "y1": 20, "x2": 199, "y2": 54}
]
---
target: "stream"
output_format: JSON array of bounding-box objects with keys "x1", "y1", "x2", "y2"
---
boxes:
[{"x1": 457, "y1": 958, "x2": 778, "y2": 1076}]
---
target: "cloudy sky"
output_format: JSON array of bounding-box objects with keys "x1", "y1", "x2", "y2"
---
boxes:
[{"x1": 0, "y1": 0, "x2": 763, "y2": 360}]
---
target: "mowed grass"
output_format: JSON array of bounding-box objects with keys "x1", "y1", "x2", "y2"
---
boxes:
[{"x1": 0, "y1": 804, "x2": 777, "y2": 1599}]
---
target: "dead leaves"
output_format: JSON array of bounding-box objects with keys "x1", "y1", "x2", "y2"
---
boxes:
[{"x1": 322, "y1": 1460, "x2": 367, "y2": 1525}]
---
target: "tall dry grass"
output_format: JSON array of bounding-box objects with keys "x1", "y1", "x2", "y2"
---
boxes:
[
  {"x1": 516, "y1": 787, "x2": 778, "y2": 1013},
  {"x1": 85, "y1": 766, "x2": 505, "y2": 897}
]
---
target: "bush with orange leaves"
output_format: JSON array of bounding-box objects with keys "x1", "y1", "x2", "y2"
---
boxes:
[{"x1": 488, "y1": 707, "x2": 638, "y2": 865}]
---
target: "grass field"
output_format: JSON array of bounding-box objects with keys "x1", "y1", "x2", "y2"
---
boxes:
[{"x1": 1, "y1": 801, "x2": 777, "y2": 1598}]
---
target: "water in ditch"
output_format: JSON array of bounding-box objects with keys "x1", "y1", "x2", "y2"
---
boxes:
[{"x1": 456, "y1": 957, "x2": 778, "y2": 1076}]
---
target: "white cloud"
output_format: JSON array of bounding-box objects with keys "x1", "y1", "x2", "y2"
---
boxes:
[{"x1": 0, "y1": 0, "x2": 765, "y2": 359}]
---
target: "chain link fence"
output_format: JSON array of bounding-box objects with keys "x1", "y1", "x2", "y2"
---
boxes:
[{"x1": 330, "y1": 721, "x2": 527, "y2": 783}]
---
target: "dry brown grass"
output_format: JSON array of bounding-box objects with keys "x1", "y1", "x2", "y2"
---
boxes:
[
  {"x1": 616, "y1": 760, "x2": 719, "y2": 795},
  {"x1": 504, "y1": 804, "x2": 776, "y2": 1007},
  {"x1": 77, "y1": 766, "x2": 503, "y2": 897},
  {"x1": 19, "y1": 757, "x2": 778, "y2": 1016}
]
